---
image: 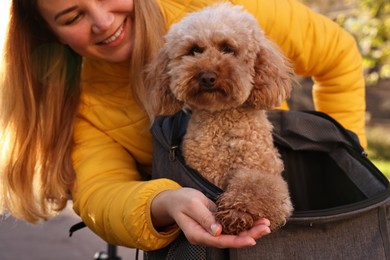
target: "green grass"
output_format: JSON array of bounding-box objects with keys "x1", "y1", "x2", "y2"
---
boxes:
[{"x1": 366, "y1": 124, "x2": 390, "y2": 178}]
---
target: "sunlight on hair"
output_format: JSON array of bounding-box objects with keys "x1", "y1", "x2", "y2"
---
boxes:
[
  {"x1": 0, "y1": 128, "x2": 12, "y2": 214},
  {"x1": 0, "y1": 0, "x2": 11, "y2": 61},
  {"x1": 0, "y1": 0, "x2": 11, "y2": 216},
  {"x1": 0, "y1": 0, "x2": 11, "y2": 154},
  {"x1": 0, "y1": 128, "x2": 11, "y2": 162}
]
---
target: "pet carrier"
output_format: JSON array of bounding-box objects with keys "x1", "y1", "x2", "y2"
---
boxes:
[{"x1": 147, "y1": 109, "x2": 390, "y2": 260}]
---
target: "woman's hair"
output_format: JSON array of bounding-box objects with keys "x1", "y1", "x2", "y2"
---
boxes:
[
  {"x1": 0, "y1": 0, "x2": 83, "y2": 222},
  {"x1": 131, "y1": 1, "x2": 167, "y2": 108},
  {"x1": 0, "y1": 0, "x2": 166, "y2": 222}
]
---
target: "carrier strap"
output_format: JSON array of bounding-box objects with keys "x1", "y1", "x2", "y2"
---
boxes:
[
  {"x1": 69, "y1": 221, "x2": 87, "y2": 237},
  {"x1": 268, "y1": 110, "x2": 388, "y2": 197}
]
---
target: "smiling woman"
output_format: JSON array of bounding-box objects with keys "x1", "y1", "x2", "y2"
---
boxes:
[
  {"x1": 38, "y1": 0, "x2": 135, "y2": 62},
  {"x1": 0, "y1": 0, "x2": 369, "y2": 254}
]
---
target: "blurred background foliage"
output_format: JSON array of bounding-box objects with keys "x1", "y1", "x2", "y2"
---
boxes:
[{"x1": 301, "y1": 0, "x2": 390, "y2": 86}]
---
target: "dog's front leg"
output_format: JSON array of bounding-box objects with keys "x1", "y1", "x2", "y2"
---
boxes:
[{"x1": 215, "y1": 168, "x2": 292, "y2": 235}]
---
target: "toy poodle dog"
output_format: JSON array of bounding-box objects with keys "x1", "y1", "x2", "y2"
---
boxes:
[{"x1": 145, "y1": 3, "x2": 293, "y2": 234}]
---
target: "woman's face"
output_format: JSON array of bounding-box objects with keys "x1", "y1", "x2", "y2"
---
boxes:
[{"x1": 38, "y1": 0, "x2": 135, "y2": 62}]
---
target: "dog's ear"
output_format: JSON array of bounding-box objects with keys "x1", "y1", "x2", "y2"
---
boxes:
[
  {"x1": 245, "y1": 39, "x2": 293, "y2": 109},
  {"x1": 144, "y1": 45, "x2": 183, "y2": 118}
]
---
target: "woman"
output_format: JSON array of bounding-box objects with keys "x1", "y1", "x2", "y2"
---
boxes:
[{"x1": 0, "y1": 0, "x2": 365, "y2": 251}]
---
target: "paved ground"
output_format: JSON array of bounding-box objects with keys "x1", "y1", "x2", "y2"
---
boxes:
[{"x1": 0, "y1": 202, "x2": 143, "y2": 260}]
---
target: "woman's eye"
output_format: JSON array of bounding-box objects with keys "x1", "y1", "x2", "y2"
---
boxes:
[
  {"x1": 64, "y1": 14, "x2": 81, "y2": 25},
  {"x1": 188, "y1": 46, "x2": 204, "y2": 56}
]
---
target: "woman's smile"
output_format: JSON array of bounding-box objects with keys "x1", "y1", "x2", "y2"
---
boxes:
[{"x1": 97, "y1": 17, "x2": 127, "y2": 46}]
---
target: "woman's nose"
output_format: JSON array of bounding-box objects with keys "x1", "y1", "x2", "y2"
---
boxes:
[{"x1": 90, "y1": 8, "x2": 114, "y2": 34}]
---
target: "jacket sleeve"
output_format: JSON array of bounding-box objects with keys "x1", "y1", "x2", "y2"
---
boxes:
[
  {"x1": 71, "y1": 117, "x2": 181, "y2": 251},
  {"x1": 233, "y1": 0, "x2": 366, "y2": 147}
]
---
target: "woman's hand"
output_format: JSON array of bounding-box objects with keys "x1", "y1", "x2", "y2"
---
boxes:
[{"x1": 151, "y1": 188, "x2": 271, "y2": 248}]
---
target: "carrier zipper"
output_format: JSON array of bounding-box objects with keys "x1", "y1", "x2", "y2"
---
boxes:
[
  {"x1": 151, "y1": 114, "x2": 223, "y2": 201},
  {"x1": 174, "y1": 151, "x2": 223, "y2": 201},
  {"x1": 346, "y1": 145, "x2": 389, "y2": 185}
]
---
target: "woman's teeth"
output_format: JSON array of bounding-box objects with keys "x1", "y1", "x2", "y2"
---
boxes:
[{"x1": 100, "y1": 22, "x2": 124, "y2": 44}]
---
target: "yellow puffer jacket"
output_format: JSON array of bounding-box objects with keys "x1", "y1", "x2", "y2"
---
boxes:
[{"x1": 72, "y1": 0, "x2": 366, "y2": 251}]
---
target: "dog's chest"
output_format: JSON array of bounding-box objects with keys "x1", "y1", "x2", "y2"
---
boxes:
[{"x1": 182, "y1": 110, "x2": 273, "y2": 182}]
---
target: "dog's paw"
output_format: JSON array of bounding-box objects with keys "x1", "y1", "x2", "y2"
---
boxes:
[
  {"x1": 258, "y1": 193, "x2": 293, "y2": 231},
  {"x1": 267, "y1": 200, "x2": 292, "y2": 230},
  {"x1": 215, "y1": 206, "x2": 255, "y2": 235},
  {"x1": 215, "y1": 188, "x2": 292, "y2": 233}
]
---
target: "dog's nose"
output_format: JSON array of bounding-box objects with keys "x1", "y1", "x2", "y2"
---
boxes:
[{"x1": 199, "y1": 71, "x2": 217, "y2": 89}]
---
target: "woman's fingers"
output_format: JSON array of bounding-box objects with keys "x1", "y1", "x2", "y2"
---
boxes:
[
  {"x1": 151, "y1": 187, "x2": 218, "y2": 230},
  {"x1": 173, "y1": 191, "x2": 271, "y2": 248},
  {"x1": 177, "y1": 213, "x2": 256, "y2": 248},
  {"x1": 209, "y1": 222, "x2": 222, "y2": 236},
  {"x1": 238, "y1": 218, "x2": 271, "y2": 239},
  {"x1": 152, "y1": 188, "x2": 272, "y2": 248},
  {"x1": 170, "y1": 188, "x2": 222, "y2": 236}
]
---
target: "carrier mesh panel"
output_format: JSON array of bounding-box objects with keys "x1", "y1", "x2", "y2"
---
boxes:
[
  {"x1": 166, "y1": 234, "x2": 206, "y2": 260},
  {"x1": 145, "y1": 233, "x2": 207, "y2": 260}
]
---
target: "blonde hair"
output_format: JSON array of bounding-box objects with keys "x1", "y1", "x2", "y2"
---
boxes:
[
  {"x1": 131, "y1": 0, "x2": 167, "y2": 107},
  {"x1": 0, "y1": 0, "x2": 166, "y2": 222}
]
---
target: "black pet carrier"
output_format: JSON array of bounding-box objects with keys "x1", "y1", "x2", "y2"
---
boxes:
[{"x1": 147, "y1": 109, "x2": 390, "y2": 260}]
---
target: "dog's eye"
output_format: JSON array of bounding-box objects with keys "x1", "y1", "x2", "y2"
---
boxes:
[
  {"x1": 188, "y1": 46, "x2": 204, "y2": 56},
  {"x1": 220, "y1": 44, "x2": 235, "y2": 54}
]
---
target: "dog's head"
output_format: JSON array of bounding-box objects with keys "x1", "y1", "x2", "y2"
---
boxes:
[{"x1": 145, "y1": 3, "x2": 292, "y2": 116}]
